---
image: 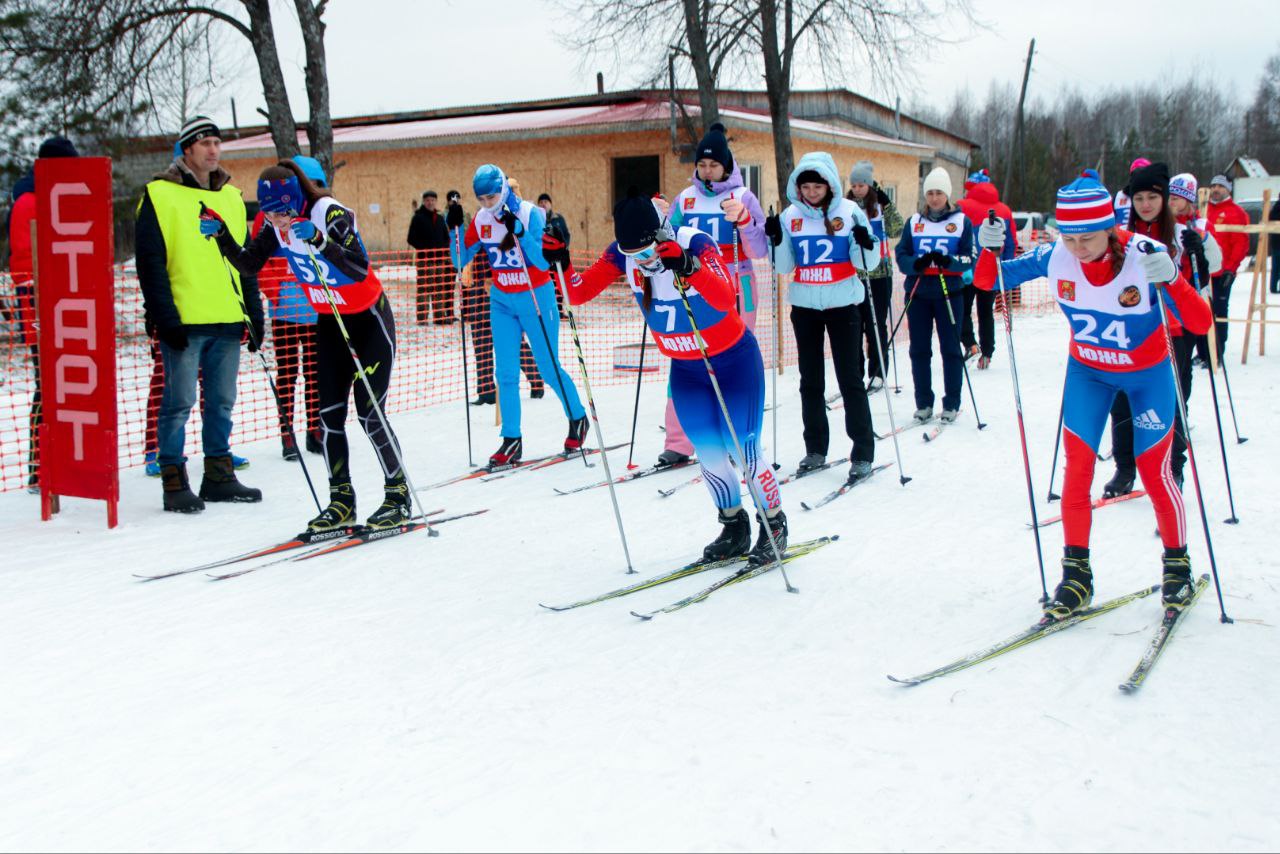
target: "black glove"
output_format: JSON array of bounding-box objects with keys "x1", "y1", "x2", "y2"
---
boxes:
[
  {"x1": 657, "y1": 240, "x2": 700, "y2": 278},
  {"x1": 499, "y1": 207, "x2": 522, "y2": 237},
  {"x1": 158, "y1": 323, "x2": 188, "y2": 351},
  {"x1": 912, "y1": 252, "x2": 938, "y2": 272},
  {"x1": 764, "y1": 213, "x2": 783, "y2": 247},
  {"x1": 446, "y1": 202, "x2": 464, "y2": 230},
  {"x1": 1180, "y1": 227, "x2": 1204, "y2": 256},
  {"x1": 541, "y1": 231, "x2": 571, "y2": 269},
  {"x1": 875, "y1": 186, "x2": 891, "y2": 207},
  {"x1": 852, "y1": 223, "x2": 875, "y2": 251},
  {"x1": 246, "y1": 318, "x2": 265, "y2": 353}
]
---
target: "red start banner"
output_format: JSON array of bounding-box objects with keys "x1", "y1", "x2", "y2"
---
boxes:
[{"x1": 35, "y1": 156, "x2": 119, "y2": 527}]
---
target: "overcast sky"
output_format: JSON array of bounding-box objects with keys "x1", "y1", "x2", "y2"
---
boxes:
[{"x1": 200, "y1": 0, "x2": 1274, "y2": 132}]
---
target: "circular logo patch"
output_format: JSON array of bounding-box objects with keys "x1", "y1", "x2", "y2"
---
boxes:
[
  {"x1": 830, "y1": 217, "x2": 845, "y2": 231},
  {"x1": 1118, "y1": 285, "x2": 1142, "y2": 307},
  {"x1": 945, "y1": 223, "x2": 958, "y2": 233}
]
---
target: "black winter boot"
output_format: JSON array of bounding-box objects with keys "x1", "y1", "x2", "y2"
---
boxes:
[
  {"x1": 161, "y1": 463, "x2": 205, "y2": 514},
  {"x1": 703, "y1": 508, "x2": 751, "y2": 562},
  {"x1": 1161, "y1": 546, "x2": 1195, "y2": 610},
  {"x1": 198, "y1": 455, "x2": 263, "y2": 503},
  {"x1": 366, "y1": 476, "x2": 412, "y2": 529},
  {"x1": 1103, "y1": 467, "x2": 1136, "y2": 499},
  {"x1": 747, "y1": 510, "x2": 789, "y2": 567},
  {"x1": 1044, "y1": 546, "x2": 1093, "y2": 620},
  {"x1": 307, "y1": 482, "x2": 356, "y2": 533}
]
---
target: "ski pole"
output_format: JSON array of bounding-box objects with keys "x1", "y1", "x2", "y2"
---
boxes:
[
  {"x1": 767, "y1": 206, "x2": 780, "y2": 470},
  {"x1": 1218, "y1": 355, "x2": 1247, "y2": 445},
  {"x1": 729, "y1": 193, "x2": 744, "y2": 315},
  {"x1": 302, "y1": 245, "x2": 437, "y2": 535},
  {"x1": 625, "y1": 319, "x2": 647, "y2": 469},
  {"x1": 451, "y1": 231, "x2": 474, "y2": 468},
  {"x1": 936, "y1": 272, "x2": 987, "y2": 429},
  {"x1": 987, "y1": 212, "x2": 1048, "y2": 602},
  {"x1": 508, "y1": 225, "x2": 590, "y2": 468},
  {"x1": 1188, "y1": 259, "x2": 1239, "y2": 524},
  {"x1": 857, "y1": 243, "x2": 911, "y2": 486},
  {"x1": 1045, "y1": 378, "x2": 1066, "y2": 502},
  {"x1": 216, "y1": 254, "x2": 322, "y2": 515},
  {"x1": 1141, "y1": 243, "x2": 1231, "y2": 623},
  {"x1": 886, "y1": 288, "x2": 902, "y2": 394},
  {"x1": 553, "y1": 262, "x2": 636, "y2": 574},
  {"x1": 885, "y1": 276, "x2": 924, "y2": 344},
  {"x1": 673, "y1": 270, "x2": 795, "y2": 594}
]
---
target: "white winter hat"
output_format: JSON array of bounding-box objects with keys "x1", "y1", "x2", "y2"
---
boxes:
[
  {"x1": 1169, "y1": 173, "x2": 1198, "y2": 204},
  {"x1": 922, "y1": 166, "x2": 952, "y2": 199}
]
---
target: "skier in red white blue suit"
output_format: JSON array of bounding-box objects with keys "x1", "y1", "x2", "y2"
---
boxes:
[
  {"x1": 552, "y1": 193, "x2": 787, "y2": 567},
  {"x1": 973, "y1": 169, "x2": 1212, "y2": 618}
]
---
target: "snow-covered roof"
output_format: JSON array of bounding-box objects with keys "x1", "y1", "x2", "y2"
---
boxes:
[
  {"x1": 1230, "y1": 156, "x2": 1270, "y2": 178},
  {"x1": 219, "y1": 99, "x2": 932, "y2": 157}
]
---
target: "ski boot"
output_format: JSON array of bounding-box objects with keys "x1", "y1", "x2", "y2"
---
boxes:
[
  {"x1": 913, "y1": 407, "x2": 933, "y2": 424},
  {"x1": 307, "y1": 482, "x2": 356, "y2": 533},
  {"x1": 565, "y1": 415, "x2": 589, "y2": 452},
  {"x1": 703, "y1": 508, "x2": 751, "y2": 562},
  {"x1": 305, "y1": 431, "x2": 324, "y2": 454},
  {"x1": 470, "y1": 392, "x2": 496, "y2": 406},
  {"x1": 366, "y1": 476, "x2": 412, "y2": 529},
  {"x1": 867, "y1": 376, "x2": 885, "y2": 393},
  {"x1": 144, "y1": 450, "x2": 161, "y2": 478},
  {"x1": 1161, "y1": 546, "x2": 1195, "y2": 610},
  {"x1": 281, "y1": 435, "x2": 300, "y2": 462},
  {"x1": 656, "y1": 449, "x2": 690, "y2": 468},
  {"x1": 161, "y1": 463, "x2": 205, "y2": 514},
  {"x1": 232, "y1": 453, "x2": 250, "y2": 471},
  {"x1": 797, "y1": 452, "x2": 826, "y2": 473},
  {"x1": 748, "y1": 510, "x2": 789, "y2": 567},
  {"x1": 1044, "y1": 546, "x2": 1093, "y2": 620},
  {"x1": 847, "y1": 459, "x2": 873, "y2": 485},
  {"x1": 1102, "y1": 467, "x2": 1136, "y2": 499},
  {"x1": 939, "y1": 409, "x2": 959, "y2": 424},
  {"x1": 199, "y1": 455, "x2": 263, "y2": 503},
  {"x1": 489, "y1": 436, "x2": 523, "y2": 469}
]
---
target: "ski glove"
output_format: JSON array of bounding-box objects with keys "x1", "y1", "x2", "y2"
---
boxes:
[
  {"x1": 290, "y1": 219, "x2": 325, "y2": 248},
  {"x1": 499, "y1": 207, "x2": 523, "y2": 237},
  {"x1": 657, "y1": 241, "x2": 700, "y2": 278},
  {"x1": 763, "y1": 213, "x2": 783, "y2": 247},
  {"x1": 541, "y1": 232, "x2": 571, "y2": 269},
  {"x1": 245, "y1": 317, "x2": 266, "y2": 353},
  {"x1": 1140, "y1": 247, "x2": 1178, "y2": 285},
  {"x1": 852, "y1": 223, "x2": 875, "y2": 251},
  {"x1": 977, "y1": 218, "x2": 1007, "y2": 251},
  {"x1": 913, "y1": 252, "x2": 945, "y2": 272},
  {"x1": 446, "y1": 201, "x2": 464, "y2": 230},
  {"x1": 158, "y1": 323, "x2": 188, "y2": 352},
  {"x1": 875, "y1": 186, "x2": 891, "y2": 207},
  {"x1": 198, "y1": 202, "x2": 226, "y2": 239}
]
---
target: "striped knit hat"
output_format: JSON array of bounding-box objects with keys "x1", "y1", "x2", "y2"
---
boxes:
[
  {"x1": 1169, "y1": 173, "x2": 1198, "y2": 204},
  {"x1": 178, "y1": 115, "x2": 220, "y2": 150},
  {"x1": 1056, "y1": 169, "x2": 1115, "y2": 234}
]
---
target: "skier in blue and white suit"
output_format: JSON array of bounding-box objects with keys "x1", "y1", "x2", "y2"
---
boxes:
[{"x1": 447, "y1": 164, "x2": 586, "y2": 468}]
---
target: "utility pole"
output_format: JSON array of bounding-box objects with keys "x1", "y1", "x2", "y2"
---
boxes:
[{"x1": 1004, "y1": 38, "x2": 1035, "y2": 205}]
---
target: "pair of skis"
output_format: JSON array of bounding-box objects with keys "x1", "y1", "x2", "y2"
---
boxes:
[
  {"x1": 1031, "y1": 490, "x2": 1148, "y2": 528},
  {"x1": 541, "y1": 535, "x2": 837, "y2": 616},
  {"x1": 134, "y1": 507, "x2": 489, "y2": 582},
  {"x1": 554, "y1": 458, "x2": 698, "y2": 496},
  {"x1": 657, "y1": 456, "x2": 862, "y2": 501},
  {"x1": 889, "y1": 575, "x2": 1209, "y2": 692},
  {"x1": 424, "y1": 442, "x2": 628, "y2": 490}
]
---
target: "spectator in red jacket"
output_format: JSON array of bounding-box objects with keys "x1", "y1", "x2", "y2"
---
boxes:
[
  {"x1": 1202, "y1": 174, "x2": 1249, "y2": 361},
  {"x1": 4, "y1": 136, "x2": 80, "y2": 491},
  {"x1": 957, "y1": 169, "x2": 1015, "y2": 370}
]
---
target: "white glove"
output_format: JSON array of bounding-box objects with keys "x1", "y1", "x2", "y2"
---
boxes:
[
  {"x1": 977, "y1": 219, "x2": 1006, "y2": 251},
  {"x1": 1140, "y1": 248, "x2": 1177, "y2": 285}
]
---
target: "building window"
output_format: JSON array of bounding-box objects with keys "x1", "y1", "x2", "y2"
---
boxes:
[
  {"x1": 741, "y1": 164, "x2": 762, "y2": 200},
  {"x1": 613, "y1": 156, "x2": 661, "y2": 206},
  {"x1": 882, "y1": 184, "x2": 897, "y2": 204}
]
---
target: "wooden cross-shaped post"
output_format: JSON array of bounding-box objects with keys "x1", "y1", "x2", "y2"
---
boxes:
[{"x1": 1213, "y1": 189, "x2": 1280, "y2": 363}]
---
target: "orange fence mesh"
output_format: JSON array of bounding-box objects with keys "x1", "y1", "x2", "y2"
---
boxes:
[{"x1": 0, "y1": 248, "x2": 1059, "y2": 492}]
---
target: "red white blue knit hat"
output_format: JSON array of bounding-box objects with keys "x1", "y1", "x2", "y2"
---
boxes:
[
  {"x1": 1056, "y1": 169, "x2": 1115, "y2": 234},
  {"x1": 1169, "y1": 173, "x2": 1198, "y2": 204}
]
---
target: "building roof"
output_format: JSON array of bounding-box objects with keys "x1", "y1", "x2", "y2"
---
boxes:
[{"x1": 218, "y1": 98, "x2": 934, "y2": 159}]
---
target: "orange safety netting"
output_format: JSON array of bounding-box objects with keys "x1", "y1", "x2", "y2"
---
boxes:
[{"x1": 0, "y1": 247, "x2": 1058, "y2": 493}]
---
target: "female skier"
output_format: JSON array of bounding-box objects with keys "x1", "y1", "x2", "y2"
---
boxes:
[
  {"x1": 846, "y1": 160, "x2": 904, "y2": 391},
  {"x1": 894, "y1": 167, "x2": 975, "y2": 424},
  {"x1": 974, "y1": 169, "x2": 1212, "y2": 616},
  {"x1": 763, "y1": 152, "x2": 878, "y2": 481},
  {"x1": 447, "y1": 164, "x2": 587, "y2": 468},
  {"x1": 1101, "y1": 163, "x2": 1220, "y2": 497},
  {"x1": 203, "y1": 159, "x2": 413, "y2": 532},
  {"x1": 654, "y1": 122, "x2": 767, "y2": 468},
  {"x1": 551, "y1": 193, "x2": 787, "y2": 565}
]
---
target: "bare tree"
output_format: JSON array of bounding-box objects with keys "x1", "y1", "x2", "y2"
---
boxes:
[{"x1": 293, "y1": 0, "x2": 333, "y2": 180}]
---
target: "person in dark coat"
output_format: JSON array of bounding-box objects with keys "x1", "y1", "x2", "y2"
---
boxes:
[{"x1": 407, "y1": 190, "x2": 454, "y2": 324}]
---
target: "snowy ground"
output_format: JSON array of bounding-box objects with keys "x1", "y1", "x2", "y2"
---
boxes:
[{"x1": 2, "y1": 306, "x2": 1278, "y2": 852}]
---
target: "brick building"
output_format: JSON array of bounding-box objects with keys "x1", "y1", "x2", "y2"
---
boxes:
[{"x1": 148, "y1": 89, "x2": 979, "y2": 252}]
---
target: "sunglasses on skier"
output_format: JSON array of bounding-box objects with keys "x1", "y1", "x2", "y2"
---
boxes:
[{"x1": 620, "y1": 243, "x2": 658, "y2": 262}]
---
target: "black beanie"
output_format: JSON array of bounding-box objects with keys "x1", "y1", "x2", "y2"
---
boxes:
[
  {"x1": 613, "y1": 190, "x2": 661, "y2": 251},
  {"x1": 795, "y1": 169, "x2": 827, "y2": 187},
  {"x1": 37, "y1": 136, "x2": 79, "y2": 159},
  {"x1": 695, "y1": 122, "x2": 733, "y2": 174},
  {"x1": 1125, "y1": 161, "x2": 1170, "y2": 200}
]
